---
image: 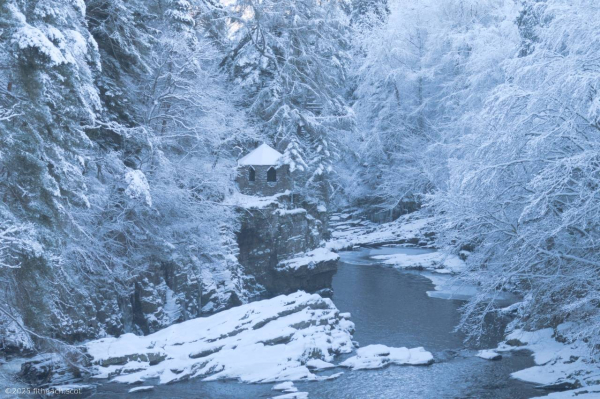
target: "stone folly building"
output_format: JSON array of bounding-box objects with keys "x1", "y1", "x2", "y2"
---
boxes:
[{"x1": 236, "y1": 143, "x2": 292, "y2": 196}]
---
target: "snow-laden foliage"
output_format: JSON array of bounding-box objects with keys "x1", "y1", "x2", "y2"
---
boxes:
[
  {"x1": 0, "y1": 0, "x2": 261, "y2": 350},
  {"x1": 344, "y1": 0, "x2": 519, "y2": 211},
  {"x1": 346, "y1": 0, "x2": 600, "y2": 355},
  {"x1": 223, "y1": 0, "x2": 353, "y2": 200},
  {"x1": 430, "y1": 0, "x2": 600, "y2": 350}
]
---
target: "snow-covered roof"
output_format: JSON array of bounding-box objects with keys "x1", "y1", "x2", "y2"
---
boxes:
[{"x1": 238, "y1": 143, "x2": 282, "y2": 166}]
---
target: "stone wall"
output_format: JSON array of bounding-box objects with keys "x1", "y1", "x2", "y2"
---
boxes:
[{"x1": 236, "y1": 164, "x2": 292, "y2": 196}]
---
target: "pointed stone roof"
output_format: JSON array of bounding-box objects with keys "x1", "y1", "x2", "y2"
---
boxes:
[{"x1": 238, "y1": 143, "x2": 282, "y2": 166}]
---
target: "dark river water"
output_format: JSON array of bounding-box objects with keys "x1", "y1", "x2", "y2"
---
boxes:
[{"x1": 90, "y1": 246, "x2": 539, "y2": 399}]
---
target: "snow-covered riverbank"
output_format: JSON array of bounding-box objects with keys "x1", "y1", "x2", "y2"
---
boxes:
[
  {"x1": 85, "y1": 291, "x2": 433, "y2": 388},
  {"x1": 326, "y1": 212, "x2": 436, "y2": 251},
  {"x1": 496, "y1": 328, "x2": 600, "y2": 398},
  {"x1": 330, "y1": 212, "x2": 600, "y2": 399}
]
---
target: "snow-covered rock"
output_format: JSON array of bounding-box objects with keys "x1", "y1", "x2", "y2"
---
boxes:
[
  {"x1": 340, "y1": 344, "x2": 434, "y2": 370},
  {"x1": 496, "y1": 327, "x2": 600, "y2": 394},
  {"x1": 534, "y1": 385, "x2": 600, "y2": 398},
  {"x1": 278, "y1": 248, "x2": 339, "y2": 271},
  {"x1": 306, "y1": 359, "x2": 335, "y2": 370},
  {"x1": 476, "y1": 350, "x2": 502, "y2": 361},
  {"x1": 371, "y1": 251, "x2": 465, "y2": 274},
  {"x1": 272, "y1": 392, "x2": 309, "y2": 399},
  {"x1": 86, "y1": 291, "x2": 354, "y2": 385},
  {"x1": 273, "y1": 381, "x2": 298, "y2": 392},
  {"x1": 326, "y1": 212, "x2": 435, "y2": 251},
  {"x1": 128, "y1": 386, "x2": 154, "y2": 393}
]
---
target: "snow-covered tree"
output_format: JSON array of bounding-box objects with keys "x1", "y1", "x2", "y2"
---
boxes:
[
  {"x1": 223, "y1": 0, "x2": 353, "y2": 200},
  {"x1": 345, "y1": 0, "x2": 518, "y2": 213},
  {"x1": 431, "y1": 0, "x2": 600, "y2": 350}
]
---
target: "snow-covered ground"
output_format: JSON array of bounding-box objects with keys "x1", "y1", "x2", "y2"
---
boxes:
[
  {"x1": 326, "y1": 212, "x2": 435, "y2": 251},
  {"x1": 494, "y1": 327, "x2": 600, "y2": 398}
]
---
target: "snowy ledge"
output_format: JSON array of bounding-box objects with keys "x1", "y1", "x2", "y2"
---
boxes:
[
  {"x1": 224, "y1": 190, "x2": 290, "y2": 210},
  {"x1": 277, "y1": 248, "x2": 339, "y2": 271},
  {"x1": 326, "y1": 212, "x2": 435, "y2": 251},
  {"x1": 85, "y1": 291, "x2": 355, "y2": 385},
  {"x1": 370, "y1": 251, "x2": 465, "y2": 274},
  {"x1": 494, "y1": 326, "x2": 600, "y2": 398}
]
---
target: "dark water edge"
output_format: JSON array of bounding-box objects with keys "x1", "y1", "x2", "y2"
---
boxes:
[{"x1": 84, "y1": 246, "x2": 540, "y2": 399}]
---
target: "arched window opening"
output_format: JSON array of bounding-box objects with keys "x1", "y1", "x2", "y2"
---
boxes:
[
  {"x1": 248, "y1": 167, "x2": 256, "y2": 182},
  {"x1": 267, "y1": 167, "x2": 277, "y2": 182}
]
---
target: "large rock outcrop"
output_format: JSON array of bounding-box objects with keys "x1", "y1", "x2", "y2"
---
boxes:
[{"x1": 228, "y1": 191, "x2": 337, "y2": 297}]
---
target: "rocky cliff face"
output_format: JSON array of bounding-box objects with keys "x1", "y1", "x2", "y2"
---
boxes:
[
  {"x1": 231, "y1": 192, "x2": 337, "y2": 297},
  {"x1": 0, "y1": 230, "x2": 257, "y2": 354},
  {"x1": 1, "y1": 193, "x2": 334, "y2": 356}
]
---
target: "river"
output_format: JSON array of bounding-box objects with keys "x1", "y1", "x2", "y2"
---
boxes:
[{"x1": 90, "y1": 245, "x2": 539, "y2": 398}]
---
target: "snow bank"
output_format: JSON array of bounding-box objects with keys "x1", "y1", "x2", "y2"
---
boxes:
[
  {"x1": 85, "y1": 291, "x2": 354, "y2": 385},
  {"x1": 422, "y1": 272, "x2": 480, "y2": 301},
  {"x1": 496, "y1": 327, "x2": 600, "y2": 394},
  {"x1": 326, "y1": 212, "x2": 435, "y2": 251},
  {"x1": 371, "y1": 251, "x2": 465, "y2": 274},
  {"x1": 225, "y1": 190, "x2": 290, "y2": 209},
  {"x1": 340, "y1": 344, "x2": 433, "y2": 370},
  {"x1": 535, "y1": 385, "x2": 600, "y2": 398},
  {"x1": 278, "y1": 247, "x2": 339, "y2": 271}
]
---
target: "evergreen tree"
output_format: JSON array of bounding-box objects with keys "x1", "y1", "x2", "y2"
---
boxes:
[{"x1": 223, "y1": 0, "x2": 353, "y2": 200}]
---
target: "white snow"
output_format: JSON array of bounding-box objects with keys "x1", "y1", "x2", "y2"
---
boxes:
[
  {"x1": 278, "y1": 248, "x2": 339, "y2": 271},
  {"x1": 272, "y1": 392, "x2": 308, "y2": 399},
  {"x1": 534, "y1": 385, "x2": 600, "y2": 398},
  {"x1": 476, "y1": 350, "x2": 502, "y2": 360},
  {"x1": 128, "y1": 386, "x2": 154, "y2": 393},
  {"x1": 85, "y1": 291, "x2": 354, "y2": 385},
  {"x1": 494, "y1": 327, "x2": 600, "y2": 394},
  {"x1": 326, "y1": 212, "x2": 435, "y2": 251},
  {"x1": 124, "y1": 170, "x2": 152, "y2": 206},
  {"x1": 225, "y1": 190, "x2": 290, "y2": 209},
  {"x1": 371, "y1": 251, "x2": 465, "y2": 274},
  {"x1": 306, "y1": 359, "x2": 335, "y2": 370},
  {"x1": 273, "y1": 381, "x2": 297, "y2": 392},
  {"x1": 340, "y1": 344, "x2": 433, "y2": 370},
  {"x1": 422, "y1": 272, "x2": 480, "y2": 301},
  {"x1": 13, "y1": 25, "x2": 67, "y2": 66},
  {"x1": 238, "y1": 143, "x2": 282, "y2": 166},
  {"x1": 274, "y1": 208, "x2": 307, "y2": 216}
]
